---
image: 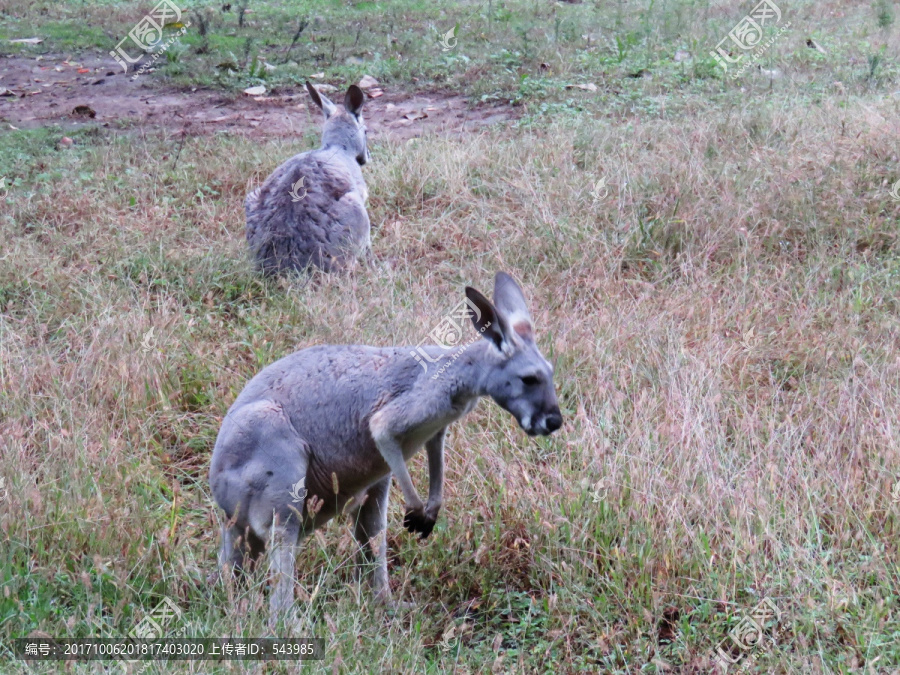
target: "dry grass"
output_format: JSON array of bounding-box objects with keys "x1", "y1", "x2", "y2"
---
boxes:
[
  {"x1": 3, "y1": 1, "x2": 900, "y2": 670},
  {"x1": 2, "y1": 92, "x2": 899, "y2": 672}
]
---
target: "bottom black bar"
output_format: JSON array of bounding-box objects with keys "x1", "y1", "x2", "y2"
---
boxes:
[{"x1": 13, "y1": 638, "x2": 325, "y2": 660}]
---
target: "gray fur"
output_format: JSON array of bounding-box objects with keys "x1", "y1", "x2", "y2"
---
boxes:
[
  {"x1": 208, "y1": 272, "x2": 563, "y2": 623},
  {"x1": 245, "y1": 82, "x2": 371, "y2": 275}
]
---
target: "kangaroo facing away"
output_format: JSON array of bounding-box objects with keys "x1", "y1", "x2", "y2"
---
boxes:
[
  {"x1": 245, "y1": 82, "x2": 370, "y2": 275},
  {"x1": 208, "y1": 272, "x2": 563, "y2": 622}
]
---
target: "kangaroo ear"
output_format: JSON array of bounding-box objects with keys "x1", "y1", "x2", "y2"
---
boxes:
[
  {"x1": 493, "y1": 271, "x2": 533, "y2": 342},
  {"x1": 344, "y1": 85, "x2": 365, "y2": 116},
  {"x1": 465, "y1": 287, "x2": 513, "y2": 355},
  {"x1": 306, "y1": 81, "x2": 337, "y2": 118}
]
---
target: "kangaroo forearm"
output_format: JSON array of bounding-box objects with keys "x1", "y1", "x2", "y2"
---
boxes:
[{"x1": 373, "y1": 434, "x2": 424, "y2": 509}]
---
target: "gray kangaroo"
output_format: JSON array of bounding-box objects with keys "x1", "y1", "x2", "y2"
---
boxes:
[
  {"x1": 245, "y1": 82, "x2": 370, "y2": 275},
  {"x1": 208, "y1": 272, "x2": 563, "y2": 622}
]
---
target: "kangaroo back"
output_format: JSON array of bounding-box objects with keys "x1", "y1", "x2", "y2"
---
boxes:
[{"x1": 245, "y1": 83, "x2": 371, "y2": 275}]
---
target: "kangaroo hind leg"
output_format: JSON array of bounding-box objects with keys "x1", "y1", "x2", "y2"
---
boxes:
[
  {"x1": 348, "y1": 476, "x2": 408, "y2": 608},
  {"x1": 219, "y1": 522, "x2": 267, "y2": 577}
]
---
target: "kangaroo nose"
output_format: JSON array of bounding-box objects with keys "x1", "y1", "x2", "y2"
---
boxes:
[{"x1": 545, "y1": 412, "x2": 562, "y2": 433}]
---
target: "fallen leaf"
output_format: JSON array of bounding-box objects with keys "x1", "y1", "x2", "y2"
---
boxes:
[
  {"x1": 403, "y1": 110, "x2": 428, "y2": 121},
  {"x1": 310, "y1": 72, "x2": 325, "y2": 79},
  {"x1": 0, "y1": 87, "x2": 16, "y2": 97},
  {"x1": 565, "y1": 82, "x2": 598, "y2": 91},
  {"x1": 316, "y1": 84, "x2": 337, "y2": 93},
  {"x1": 243, "y1": 85, "x2": 266, "y2": 96},
  {"x1": 263, "y1": 62, "x2": 277, "y2": 71},
  {"x1": 77, "y1": 68, "x2": 90, "y2": 73},
  {"x1": 9, "y1": 124, "x2": 18, "y2": 130},
  {"x1": 674, "y1": 49, "x2": 691, "y2": 62},
  {"x1": 10, "y1": 38, "x2": 43, "y2": 44},
  {"x1": 358, "y1": 74, "x2": 379, "y2": 89},
  {"x1": 60, "y1": 137, "x2": 74, "y2": 147},
  {"x1": 368, "y1": 88, "x2": 384, "y2": 98}
]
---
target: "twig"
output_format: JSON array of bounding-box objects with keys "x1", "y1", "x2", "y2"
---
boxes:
[
  {"x1": 282, "y1": 17, "x2": 309, "y2": 62},
  {"x1": 238, "y1": 0, "x2": 249, "y2": 28},
  {"x1": 171, "y1": 128, "x2": 188, "y2": 172}
]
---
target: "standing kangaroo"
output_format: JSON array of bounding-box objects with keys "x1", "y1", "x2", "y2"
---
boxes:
[
  {"x1": 245, "y1": 82, "x2": 370, "y2": 275},
  {"x1": 208, "y1": 272, "x2": 563, "y2": 622}
]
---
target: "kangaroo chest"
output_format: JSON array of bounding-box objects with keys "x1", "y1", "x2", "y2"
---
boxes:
[{"x1": 399, "y1": 398, "x2": 480, "y2": 460}]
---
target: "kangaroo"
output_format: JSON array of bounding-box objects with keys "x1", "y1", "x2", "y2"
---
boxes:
[
  {"x1": 208, "y1": 272, "x2": 563, "y2": 623},
  {"x1": 245, "y1": 82, "x2": 371, "y2": 275}
]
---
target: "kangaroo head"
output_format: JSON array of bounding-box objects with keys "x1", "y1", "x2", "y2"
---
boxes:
[
  {"x1": 465, "y1": 272, "x2": 563, "y2": 437},
  {"x1": 306, "y1": 81, "x2": 369, "y2": 166}
]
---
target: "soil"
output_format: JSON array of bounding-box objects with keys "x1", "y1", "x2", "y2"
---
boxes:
[{"x1": 0, "y1": 53, "x2": 518, "y2": 141}]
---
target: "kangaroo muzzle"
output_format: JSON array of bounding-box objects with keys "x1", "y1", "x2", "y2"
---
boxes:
[{"x1": 522, "y1": 408, "x2": 563, "y2": 436}]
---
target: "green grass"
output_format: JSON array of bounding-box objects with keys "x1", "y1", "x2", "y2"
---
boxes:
[
  {"x1": 1, "y1": 0, "x2": 897, "y2": 106},
  {"x1": 2, "y1": 0, "x2": 900, "y2": 673}
]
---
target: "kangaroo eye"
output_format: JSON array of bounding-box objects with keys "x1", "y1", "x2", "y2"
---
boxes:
[{"x1": 521, "y1": 375, "x2": 540, "y2": 386}]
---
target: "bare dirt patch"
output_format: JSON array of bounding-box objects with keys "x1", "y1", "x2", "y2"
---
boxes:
[{"x1": 0, "y1": 53, "x2": 518, "y2": 141}]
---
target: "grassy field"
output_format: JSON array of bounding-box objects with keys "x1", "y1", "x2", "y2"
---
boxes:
[{"x1": 2, "y1": 0, "x2": 900, "y2": 673}]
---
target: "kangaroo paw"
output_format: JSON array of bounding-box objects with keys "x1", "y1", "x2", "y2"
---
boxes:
[{"x1": 403, "y1": 507, "x2": 436, "y2": 539}]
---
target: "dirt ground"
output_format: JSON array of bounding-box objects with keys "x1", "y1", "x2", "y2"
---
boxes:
[{"x1": 0, "y1": 53, "x2": 518, "y2": 141}]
